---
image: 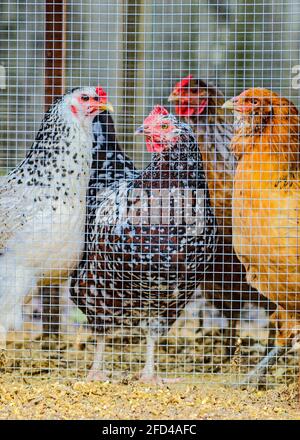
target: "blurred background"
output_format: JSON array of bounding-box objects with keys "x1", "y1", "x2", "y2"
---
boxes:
[{"x1": 0, "y1": 0, "x2": 300, "y2": 171}]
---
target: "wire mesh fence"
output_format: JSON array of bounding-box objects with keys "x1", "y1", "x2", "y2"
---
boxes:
[{"x1": 0, "y1": 0, "x2": 299, "y2": 389}]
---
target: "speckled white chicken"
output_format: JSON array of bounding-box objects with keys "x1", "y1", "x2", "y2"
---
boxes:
[{"x1": 0, "y1": 86, "x2": 112, "y2": 348}]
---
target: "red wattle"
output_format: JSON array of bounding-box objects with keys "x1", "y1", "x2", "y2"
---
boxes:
[
  {"x1": 175, "y1": 98, "x2": 208, "y2": 118},
  {"x1": 146, "y1": 139, "x2": 165, "y2": 153},
  {"x1": 175, "y1": 105, "x2": 195, "y2": 117}
]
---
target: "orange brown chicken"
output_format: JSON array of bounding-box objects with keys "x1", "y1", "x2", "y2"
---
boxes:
[
  {"x1": 223, "y1": 87, "x2": 300, "y2": 385},
  {"x1": 168, "y1": 76, "x2": 274, "y2": 356}
]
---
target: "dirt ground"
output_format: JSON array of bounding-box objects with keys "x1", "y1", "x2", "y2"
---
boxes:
[
  {"x1": 0, "y1": 375, "x2": 299, "y2": 420},
  {"x1": 0, "y1": 315, "x2": 299, "y2": 420}
]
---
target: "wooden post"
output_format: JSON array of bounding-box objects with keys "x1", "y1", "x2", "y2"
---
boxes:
[
  {"x1": 42, "y1": 0, "x2": 67, "y2": 340},
  {"x1": 44, "y1": 0, "x2": 67, "y2": 111}
]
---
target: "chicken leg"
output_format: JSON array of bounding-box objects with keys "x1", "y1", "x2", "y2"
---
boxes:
[
  {"x1": 139, "y1": 333, "x2": 181, "y2": 384},
  {"x1": 87, "y1": 336, "x2": 110, "y2": 381},
  {"x1": 0, "y1": 259, "x2": 36, "y2": 366},
  {"x1": 139, "y1": 334, "x2": 158, "y2": 383}
]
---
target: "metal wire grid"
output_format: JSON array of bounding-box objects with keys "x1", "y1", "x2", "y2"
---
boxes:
[{"x1": 0, "y1": 0, "x2": 299, "y2": 386}]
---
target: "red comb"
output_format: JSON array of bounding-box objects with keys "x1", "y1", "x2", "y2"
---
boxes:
[
  {"x1": 149, "y1": 105, "x2": 169, "y2": 117},
  {"x1": 174, "y1": 74, "x2": 194, "y2": 91},
  {"x1": 96, "y1": 86, "x2": 107, "y2": 101}
]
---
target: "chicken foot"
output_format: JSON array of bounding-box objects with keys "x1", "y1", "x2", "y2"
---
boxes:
[{"x1": 87, "y1": 336, "x2": 110, "y2": 381}]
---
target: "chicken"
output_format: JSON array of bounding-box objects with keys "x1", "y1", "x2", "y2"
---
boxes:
[
  {"x1": 223, "y1": 87, "x2": 300, "y2": 385},
  {"x1": 0, "y1": 86, "x2": 112, "y2": 353},
  {"x1": 168, "y1": 75, "x2": 274, "y2": 355},
  {"x1": 70, "y1": 105, "x2": 218, "y2": 383},
  {"x1": 40, "y1": 108, "x2": 138, "y2": 340}
]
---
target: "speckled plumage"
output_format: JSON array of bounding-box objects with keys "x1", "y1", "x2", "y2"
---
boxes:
[
  {"x1": 0, "y1": 87, "x2": 107, "y2": 341},
  {"x1": 70, "y1": 113, "x2": 218, "y2": 380}
]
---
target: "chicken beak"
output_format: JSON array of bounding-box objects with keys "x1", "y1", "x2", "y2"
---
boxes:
[
  {"x1": 99, "y1": 102, "x2": 114, "y2": 113},
  {"x1": 134, "y1": 125, "x2": 144, "y2": 135},
  {"x1": 222, "y1": 99, "x2": 235, "y2": 111},
  {"x1": 168, "y1": 92, "x2": 180, "y2": 103}
]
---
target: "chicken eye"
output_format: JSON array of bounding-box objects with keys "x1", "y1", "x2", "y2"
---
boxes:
[
  {"x1": 81, "y1": 95, "x2": 90, "y2": 102},
  {"x1": 253, "y1": 99, "x2": 259, "y2": 105},
  {"x1": 93, "y1": 96, "x2": 100, "y2": 102},
  {"x1": 161, "y1": 124, "x2": 169, "y2": 129}
]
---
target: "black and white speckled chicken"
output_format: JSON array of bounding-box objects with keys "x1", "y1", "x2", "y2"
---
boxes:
[
  {"x1": 70, "y1": 105, "x2": 218, "y2": 383},
  {"x1": 0, "y1": 86, "x2": 112, "y2": 350}
]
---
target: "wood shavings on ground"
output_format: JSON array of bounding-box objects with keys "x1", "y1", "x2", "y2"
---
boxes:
[{"x1": 0, "y1": 376, "x2": 299, "y2": 419}]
